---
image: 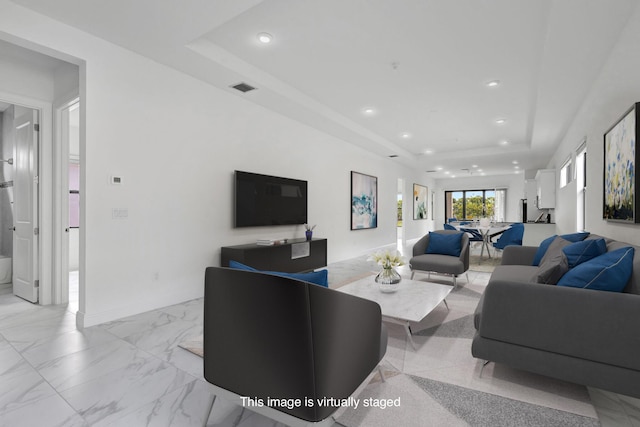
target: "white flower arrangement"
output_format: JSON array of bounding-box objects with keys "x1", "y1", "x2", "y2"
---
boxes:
[{"x1": 368, "y1": 250, "x2": 405, "y2": 269}]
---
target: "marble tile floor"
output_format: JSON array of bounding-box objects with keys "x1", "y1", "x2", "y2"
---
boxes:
[{"x1": 0, "y1": 248, "x2": 638, "y2": 426}]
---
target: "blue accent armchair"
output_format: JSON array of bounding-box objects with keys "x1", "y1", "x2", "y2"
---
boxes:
[
  {"x1": 410, "y1": 230, "x2": 470, "y2": 289},
  {"x1": 492, "y1": 223, "x2": 524, "y2": 254}
]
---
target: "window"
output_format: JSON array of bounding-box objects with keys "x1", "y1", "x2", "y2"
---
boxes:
[
  {"x1": 560, "y1": 156, "x2": 573, "y2": 187},
  {"x1": 576, "y1": 144, "x2": 587, "y2": 231},
  {"x1": 445, "y1": 189, "x2": 506, "y2": 221}
]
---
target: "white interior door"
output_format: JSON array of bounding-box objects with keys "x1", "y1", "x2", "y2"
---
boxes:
[{"x1": 13, "y1": 108, "x2": 39, "y2": 303}]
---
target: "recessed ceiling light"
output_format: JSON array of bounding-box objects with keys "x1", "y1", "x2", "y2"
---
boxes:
[
  {"x1": 362, "y1": 107, "x2": 376, "y2": 115},
  {"x1": 444, "y1": 171, "x2": 450, "y2": 175},
  {"x1": 477, "y1": 169, "x2": 483, "y2": 172},
  {"x1": 401, "y1": 132, "x2": 412, "y2": 139},
  {"x1": 472, "y1": 164, "x2": 478, "y2": 168},
  {"x1": 512, "y1": 160, "x2": 519, "y2": 164},
  {"x1": 495, "y1": 118, "x2": 506, "y2": 125},
  {"x1": 451, "y1": 175, "x2": 457, "y2": 178},
  {"x1": 500, "y1": 140, "x2": 509, "y2": 145},
  {"x1": 257, "y1": 32, "x2": 273, "y2": 44},
  {"x1": 436, "y1": 166, "x2": 443, "y2": 171},
  {"x1": 514, "y1": 165, "x2": 520, "y2": 169},
  {"x1": 424, "y1": 149, "x2": 434, "y2": 155},
  {"x1": 486, "y1": 80, "x2": 500, "y2": 88}
]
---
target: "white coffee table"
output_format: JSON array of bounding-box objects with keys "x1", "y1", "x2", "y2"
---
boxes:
[{"x1": 337, "y1": 276, "x2": 452, "y2": 350}]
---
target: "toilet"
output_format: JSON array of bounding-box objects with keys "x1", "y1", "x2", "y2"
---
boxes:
[{"x1": 0, "y1": 256, "x2": 12, "y2": 284}]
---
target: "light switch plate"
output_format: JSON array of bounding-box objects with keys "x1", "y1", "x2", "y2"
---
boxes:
[{"x1": 112, "y1": 208, "x2": 128, "y2": 219}]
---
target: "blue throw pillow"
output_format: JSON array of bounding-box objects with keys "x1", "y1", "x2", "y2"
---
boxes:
[
  {"x1": 425, "y1": 232, "x2": 462, "y2": 257},
  {"x1": 532, "y1": 232, "x2": 590, "y2": 266},
  {"x1": 562, "y1": 238, "x2": 607, "y2": 268},
  {"x1": 265, "y1": 269, "x2": 329, "y2": 287},
  {"x1": 557, "y1": 247, "x2": 634, "y2": 292},
  {"x1": 228, "y1": 260, "x2": 329, "y2": 287},
  {"x1": 229, "y1": 260, "x2": 257, "y2": 271}
]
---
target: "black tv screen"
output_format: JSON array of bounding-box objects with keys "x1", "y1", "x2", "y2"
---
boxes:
[{"x1": 234, "y1": 171, "x2": 308, "y2": 227}]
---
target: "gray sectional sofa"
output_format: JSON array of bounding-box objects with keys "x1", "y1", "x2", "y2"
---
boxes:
[{"x1": 472, "y1": 234, "x2": 640, "y2": 398}]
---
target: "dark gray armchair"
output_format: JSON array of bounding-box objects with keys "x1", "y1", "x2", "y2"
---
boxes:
[
  {"x1": 203, "y1": 267, "x2": 387, "y2": 426},
  {"x1": 410, "y1": 230, "x2": 470, "y2": 288}
]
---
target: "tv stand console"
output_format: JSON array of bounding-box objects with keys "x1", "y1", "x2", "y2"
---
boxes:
[{"x1": 221, "y1": 238, "x2": 327, "y2": 273}]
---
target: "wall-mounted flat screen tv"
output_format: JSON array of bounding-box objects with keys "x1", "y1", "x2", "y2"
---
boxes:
[{"x1": 234, "y1": 170, "x2": 308, "y2": 227}]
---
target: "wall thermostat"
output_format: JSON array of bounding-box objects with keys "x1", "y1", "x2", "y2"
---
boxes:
[{"x1": 110, "y1": 175, "x2": 123, "y2": 185}]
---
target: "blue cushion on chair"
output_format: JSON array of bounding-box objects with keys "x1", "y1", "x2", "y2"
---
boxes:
[
  {"x1": 562, "y1": 238, "x2": 607, "y2": 268},
  {"x1": 532, "y1": 232, "x2": 590, "y2": 266},
  {"x1": 557, "y1": 247, "x2": 634, "y2": 292},
  {"x1": 425, "y1": 232, "x2": 462, "y2": 257},
  {"x1": 229, "y1": 260, "x2": 258, "y2": 271},
  {"x1": 228, "y1": 260, "x2": 329, "y2": 287}
]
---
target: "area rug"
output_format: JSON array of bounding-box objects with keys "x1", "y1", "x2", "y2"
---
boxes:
[
  {"x1": 178, "y1": 335, "x2": 203, "y2": 357},
  {"x1": 179, "y1": 278, "x2": 599, "y2": 427},
  {"x1": 469, "y1": 254, "x2": 501, "y2": 272}
]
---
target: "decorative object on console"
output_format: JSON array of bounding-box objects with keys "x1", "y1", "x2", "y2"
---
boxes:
[
  {"x1": 256, "y1": 237, "x2": 287, "y2": 246},
  {"x1": 351, "y1": 171, "x2": 378, "y2": 230},
  {"x1": 603, "y1": 102, "x2": 640, "y2": 223},
  {"x1": 304, "y1": 223, "x2": 316, "y2": 240},
  {"x1": 368, "y1": 250, "x2": 405, "y2": 292},
  {"x1": 413, "y1": 183, "x2": 428, "y2": 219}
]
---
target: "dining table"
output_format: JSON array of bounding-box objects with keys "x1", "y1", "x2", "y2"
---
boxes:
[{"x1": 456, "y1": 223, "x2": 511, "y2": 259}]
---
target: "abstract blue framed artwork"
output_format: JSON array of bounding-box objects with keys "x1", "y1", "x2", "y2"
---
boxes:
[
  {"x1": 351, "y1": 171, "x2": 377, "y2": 230},
  {"x1": 603, "y1": 103, "x2": 640, "y2": 223},
  {"x1": 413, "y1": 183, "x2": 428, "y2": 220}
]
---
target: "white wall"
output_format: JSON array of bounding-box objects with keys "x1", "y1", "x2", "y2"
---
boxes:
[
  {"x1": 0, "y1": 1, "x2": 436, "y2": 326},
  {"x1": 547, "y1": 2, "x2": 640, "y2": 242},
  {"x1": 434, "y1": 173, "x2": 525, "y2": 227}
]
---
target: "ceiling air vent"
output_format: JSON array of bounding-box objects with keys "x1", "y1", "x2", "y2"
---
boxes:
[
  {"x1": 426, "y1": 170, "x2": 438, "y2": 173},
  {"x1": 230, "y1": 82, "x2": 256, "y2": 93},
  {"x1": 388, "y1": 154, "x2": 399, "y2": 158}
]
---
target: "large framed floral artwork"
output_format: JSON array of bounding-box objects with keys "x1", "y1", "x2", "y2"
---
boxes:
[
  {"x1": 413, "y1": 184, "x2": 428, "y2": 220},
  {"x1": 603, "y1": 102, "x2": 640, "y2": 223},
  {"x1": 351, "y1": 171, "x2": 377, "y2": 230}
]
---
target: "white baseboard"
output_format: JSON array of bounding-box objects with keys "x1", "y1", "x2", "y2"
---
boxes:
[{"x1": 75, "y1": 288, "x2": 203, "y2": 328}]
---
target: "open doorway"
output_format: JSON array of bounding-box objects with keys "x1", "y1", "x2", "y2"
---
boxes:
[
  {"x1": 66, "y1": 100, "x2": 79, "y2": 311},
  {"x1": 0, "y1": 38, "x2": 81, "y2": 309},
  {"x1": 57, "y1": 99, "x2": 80, "y2": 311},
  {"x1": 397, "y1": 178, "x2": 405, "y2": 254}
]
